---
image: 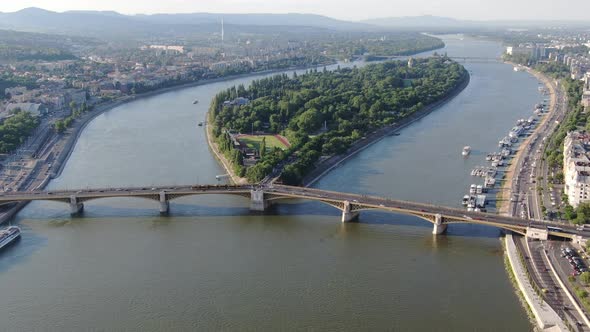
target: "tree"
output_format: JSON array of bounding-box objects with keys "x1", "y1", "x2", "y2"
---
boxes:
[
  {"x1": 575, "y1": 202, "x2": 590, "y2": 224},
  {"x1": 69, "y1": 101, "x2": 77, "y2": 113},
  {"x1": 259, "y1": 137, "x2": 266, "y2": 158},
  {"x1": 565, "y1": 205, "x2": 577, "y2": 221},
  {"x1": 297, "y1": 108, "x2": 321, "y2": 132},
  {"x1": 581, "y1": 272, "x2": 590, "y2": 285},
  {"x1": 54, "y1": 120, "x2": 66, "y2": 133}
]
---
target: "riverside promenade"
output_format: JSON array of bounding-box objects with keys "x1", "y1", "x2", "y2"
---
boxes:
[
  {"x1": 505, "y1": 234, "x2": 568, "y2": 331},
  {"x1": 497, "y1": 63, "x2": 558, "y2": 215}
]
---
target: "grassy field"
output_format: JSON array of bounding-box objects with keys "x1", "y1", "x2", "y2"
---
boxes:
[{"x1": 238, "y1": 135, "x2": 288, "y2": 151}]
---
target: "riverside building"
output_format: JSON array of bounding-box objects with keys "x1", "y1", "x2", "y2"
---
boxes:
[{"x1": 564, "y1": 131, "x2": 590, "y2": 207}]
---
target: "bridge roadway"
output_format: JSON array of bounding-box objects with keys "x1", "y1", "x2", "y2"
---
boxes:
[
  {"x1": 0, "y1": 183, "x2": 588, "y2": 240},
  {"x1": 448, "y1": 56, "x2": 500, "y2": 63}
]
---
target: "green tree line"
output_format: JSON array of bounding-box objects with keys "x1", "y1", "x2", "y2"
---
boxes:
[{"x1": 53, "y1": 101, "x2": 92, "y2": 133}]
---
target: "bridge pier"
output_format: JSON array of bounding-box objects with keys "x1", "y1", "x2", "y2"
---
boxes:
[
  {"x1": 159, "y1": 191, "x2": 169, "y2": 214},
  {"x1": 432, "y1": 213, "x2": 447, "y2": 235},
  {"x1": 69, "y1": 195, "x2": 84, "y2": 215},
  {"x1": 525, "y1": 227, "x2": 548, "y2": 240},
  {"x1": 341, "y1": 201, "x2": 359, "y2": 223},
  {"x1": 250, "y1": 190, "x2": 269, "y2": 211}
]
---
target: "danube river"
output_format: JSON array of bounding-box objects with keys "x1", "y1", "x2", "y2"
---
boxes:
[{"x1": 0, "y1": 35, "x2": 543, "y2": 330}]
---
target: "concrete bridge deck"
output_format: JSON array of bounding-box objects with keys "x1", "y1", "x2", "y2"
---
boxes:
[{"x1": 0, "y1": 184, "x2": 586, "y2": 240}]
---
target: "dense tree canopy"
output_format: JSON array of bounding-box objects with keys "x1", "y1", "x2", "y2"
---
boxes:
[
  {"x1": 210, "y1": 56, "x2": 468, "y2": 183},
  {"x1": 0, "y1": 110, "x2": 40, "y2": 153}
]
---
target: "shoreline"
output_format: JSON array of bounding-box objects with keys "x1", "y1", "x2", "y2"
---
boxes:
[
  {"x1": 205, "y1": 113, "x2": 249, "y2": 185},
  {"x1": 504, "y1": 234, "x2": 568, "y2": 330},
  {"x1": 302, "y1": 72, "x2": 470, "y2": 187},
  {"x1": 206, "y1": 70, "x2": 470, "y2": 188},
  {"x1": 497, "y1": 62, "x2": 570, "y2": 330},
  {"x1": 0, "y1": 62, "x2": 335, "y2": 224},
  {"x1": 51, "y1": 63, "x2": 336, "y2": 180},
  {"x1": 496, "y1": 61, "x2": 558, "y2": 215}
]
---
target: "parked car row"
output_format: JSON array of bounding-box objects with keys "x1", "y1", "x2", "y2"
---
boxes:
[{"x1": 562, "y1": 247, "x2": 587, "y2": 276}]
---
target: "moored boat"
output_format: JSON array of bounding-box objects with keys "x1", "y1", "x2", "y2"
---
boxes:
[
  {"x1": 462, "y1": 146, "x2": 471, "y2": 156},
  {"x1": 0, "y1": 226, "x2": 20, "y2": 250},
  {"x1": 469, "y1": 184, "x2": 477, "y2": 195},
  {"x1": 462, "y1": 195, "x2": 470, "y2": 206}
]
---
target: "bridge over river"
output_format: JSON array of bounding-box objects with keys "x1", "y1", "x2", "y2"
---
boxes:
[{"x1": 2, "y1": 184, "x2": 587, "y2": 241}]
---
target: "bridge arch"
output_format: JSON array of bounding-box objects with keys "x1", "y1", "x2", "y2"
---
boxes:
[{"x1": 266, "y1": 196, "x2": 528, "y2": 235}]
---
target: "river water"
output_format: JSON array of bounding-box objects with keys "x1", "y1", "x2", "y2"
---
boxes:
[{"x1": 0, "y1": 35, "x2": 543, "y2": 330}]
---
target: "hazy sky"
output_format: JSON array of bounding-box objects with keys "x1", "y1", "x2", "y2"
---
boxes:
[{"x1": 0, "y1": 0, "x2": 588, "y2": 21}]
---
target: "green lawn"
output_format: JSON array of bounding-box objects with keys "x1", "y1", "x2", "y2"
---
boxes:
[{"x1": 238, "y1": 135, "x2": 288, "y2": 151}]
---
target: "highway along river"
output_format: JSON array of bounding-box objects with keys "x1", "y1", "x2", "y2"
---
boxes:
[{"x1": 0, "y1": 35, "x2": 543, "y2": 330}]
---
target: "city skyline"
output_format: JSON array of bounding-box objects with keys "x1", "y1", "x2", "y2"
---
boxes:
[{"x1": 0, "y1": 0, "x2": 589, "y2": 21}]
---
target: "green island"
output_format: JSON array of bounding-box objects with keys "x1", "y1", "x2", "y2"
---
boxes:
[
  {"x1": 319, "y1": 33, "x2": 445, "y2": 60},
  {"x1": 209, "y1": 56, "x2": 469, "y2": 184}
]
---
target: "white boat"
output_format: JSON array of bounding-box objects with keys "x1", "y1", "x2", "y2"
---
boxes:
[
  {"x1": 476, "y1": 185, "x2": 483, "y2": 194},
  {"x1": 462, "y1": 195, "x2": 470, "y2": 206},
  {"x1": 499, "y1": 137, "x2": 512, "y2": 147},
  {"x1": 462, "y1": 146, "x2": 471, "y2": 156},
  {"x1": 513, "y1": 66, "x2": 520, "y2": 72},
  {"x1": 469, "y1": 184, "x2": 477, "y2": 195},
  {"x1": 0, "y1": 226, "x2": 20, "y2": 250},
  {"x1": 509, "y1": 126, "x2": 524, "y2": 138}
]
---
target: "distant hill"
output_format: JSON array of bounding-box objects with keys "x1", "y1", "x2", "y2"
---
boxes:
[
  {"x1": 0, "y1": 8, "x2": 374, "y2": 39},
  {"x1": 0, "y1": 7, "x2": 157, "y2": 38},
  {"x1": 3, "y1": 8, "x2": 587, "y2": 40},
  {"x1": 135, "y1": 12, "x2": 372, "y2": 30},
  {"x1": 362, "y1": 15, "x2": 590, "y2": 30},
  {"x1": 362, "y1": 15, "x2": 476, "y2": 29}
]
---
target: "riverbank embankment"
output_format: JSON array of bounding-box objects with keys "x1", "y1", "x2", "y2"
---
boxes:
[
  {"x1": 205, "y1": 115, "x2": 249, "y2": 185},
  {"x1": 505, "y1": 233, "x2": 567, "y2": 330},
  {"x1": 301, "y1": 72, "x2": 470, "y2": 187},
  {"x1": 496, "y1": 62, "x2": 557, "y2": 215}
]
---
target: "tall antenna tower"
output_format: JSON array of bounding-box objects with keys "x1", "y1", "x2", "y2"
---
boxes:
[{"x1": 221, "y1": 18, "x2": 225, "y2": 46}]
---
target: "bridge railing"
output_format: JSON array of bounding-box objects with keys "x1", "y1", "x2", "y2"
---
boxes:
[
  {"x1": 276, "y1": 184, "x2": 457, "y2": 211},
  {"x1": 272, "y1": 185, "x2": 572, "y2": 229},
  {"x1": 0, "y1": 183, "x2": 254, "y2": 197}
]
